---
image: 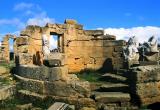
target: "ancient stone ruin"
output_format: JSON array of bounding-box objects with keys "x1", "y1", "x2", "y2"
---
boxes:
[{"x1": 0, "y1": 19, "x2": 160, "y2": 110}]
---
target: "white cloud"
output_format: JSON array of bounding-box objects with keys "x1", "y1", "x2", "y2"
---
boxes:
[
  {"x1": 27, "y1": 17, "x2": 55, "y2": 26},
  {"x1": 49, "y1": 35, "x2": 57, "y2": 50},
  {"x1": 104, "y1": 26, "x2": 160, "y2": 43},
  {"x1": 0, "y1": 18, "x2": 25, "y2": 29},
  {"x1": 14, "y1": 2, "x2": 34, "y2": 11}
]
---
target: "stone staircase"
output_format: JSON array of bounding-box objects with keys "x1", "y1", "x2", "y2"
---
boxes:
[{"x1": 91, "y1": 70, "x2": 138, "y2": 109}]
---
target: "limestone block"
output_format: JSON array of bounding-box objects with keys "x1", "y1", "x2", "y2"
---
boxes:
[
  {"x1": 130, "y1": 82, "x2": 160, "y2": 99},
  {"x1": 17, "y1": 65, "x2": 69, "y2": 81},
  {"x1": 129, "y1": 65, "x2": 160, "y2": 83},
  {"x1": 91, "y1": 47, "x2": 104, "y2": 57},
  {"x1": 103, "y1": 40, "x2": 126, "y2": 47},
  {"x1": 65, "y1": 19, "x2": 77, "y2": 25},
  {"x1": 16, "y1": 37, "x2": 28, "y2": 46},
  {"x1": 140, "y1": 95, "x2": 160, "y2": 106},
  {"x1": 103, "y1": 47, "x2": 114, "y2": 57},
  {"x1": 16, "y1": 53, "x2": 33, "y2": 65},
  {"x1": 75, "y1": 24, "x2": 83, "y2": 30},
  {"x1": 67, "y1": 57, "x2": 84, "y2": 65},
  {"x1": 68, "y1": 64, "x2": 85, "y2": 73},
  {"x1": 80, "y1": 107, "x2": 96, "y2": 110},
  {"x1": 112, "y1": 52, "x2": 122, "y2": 57},
  {"x1": 94, "y1": 92, "x2": 130, "y2": 103},
  {"x1": 45, "y1": 80, "x2": 90, "y2": 98},
  {"x1": 17, "y1": 76, "x2": 44, "y2": 94},
  {"x1": 114, "y1": 46, "x2": 123, "y2": 52},
  {"x1": 17, "y1": 45, "x2": 28, "y2": 53},
  {"x1": 84, "y1": 30, "x2": 104, "y2": 36}
]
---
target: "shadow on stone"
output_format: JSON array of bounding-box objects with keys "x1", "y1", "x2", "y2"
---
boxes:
[{"x1": 98, "y1": 58, "x2": 113, "y2": 73}]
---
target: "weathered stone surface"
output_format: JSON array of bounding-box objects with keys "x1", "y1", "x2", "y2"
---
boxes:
[
  {"x1": 16, "y1": 37, "x2": 28, "y2": 46},
  {"x1": 129, "y1": 65, "x2": 160, "y2": 83},
  {"x1": 100, "y1": 83, "x2": 129, "y2": 92},
  {"x1": 16, "y1": 53, "x2": 33, "y2": 65},
  {"x1": 16, "y1": 65, "x2": 68, "y2": 81},
  {"x1": 16, "y1": 103, "x2": 32, "y2": 110},
  {"x1": 43, "y1": 53, "x2": 66, "y2": 67},
  {"x1": 103, "y1": 40, "x2": 126, "y2": 47},
  {"x1": 80, "y1": 107, "x2": 96, "y2": 110},
  {"x1": 93, "y1": 92, "x2": 130, "y2": 103},
  {"x1": 48, "y1": 102, "x2": 69, "y2": 110},
  {"x1": 128, "y1": 65, "x2": 160, "y2": 106},
  {"x1": 0, "y1": 19, "x2": 126, "y2": 72},
  {"x1": 17, "y1": 45, "x2": 28, "y2": 53},
  {"x1": 45, "y1": 80, "x2": 90, "y2": 97},
  {"x1": 65, "y1": 19, "x2": 77, "y2": 25},
  {"x1": 0, "y1": 85, "x2": 15, "y2": 101},
  {"x1": 15, "y1": 74, "x2": 91, "y2": 98},
  {"x1": 130, "y1": 82, "x2": 160, "y2": 99},
  {"x1": 84, "y1": 30, "x2": 104, "y2": 36}
]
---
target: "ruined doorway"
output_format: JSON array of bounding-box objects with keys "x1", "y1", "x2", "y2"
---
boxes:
[
  {"x1": 9, "y1": 38, "x2": 14, "y2": 61},
  {"x1": 50, "y1": 32, "x2": 64, "y2": 53}
]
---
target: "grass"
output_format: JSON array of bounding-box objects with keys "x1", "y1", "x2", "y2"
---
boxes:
[
  {"x1": 76, "y1": 69, "x2": 103, "y2": 82},
  {"x1": 0, "y1": 60, "x2": 15, "y2": 69},
  {"x1": 0, "y1": 96, "x2": 53, "y2": 109},
  {"x1": 0, "y1": 97, "x2": 26, "y2": 109}
]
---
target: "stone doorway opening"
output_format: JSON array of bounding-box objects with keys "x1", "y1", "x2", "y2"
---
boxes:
[
  {"x1": 9, "y1": 38, "x2": 14, "y2": 61},
  {"x1": 50, "y1": 32, "x2": 63, "y2": 53}
]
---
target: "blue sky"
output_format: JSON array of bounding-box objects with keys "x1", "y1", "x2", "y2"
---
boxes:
[{"x1": 0, "y1": 0, "x2": 160, "y2": 47}]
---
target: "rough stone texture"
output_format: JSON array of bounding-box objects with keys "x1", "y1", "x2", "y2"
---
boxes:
[
  {"x1": 93, "y1": 92, "x2": 130, "y2": 103},
  {"x1": 5, "y1": 19, "x2": 126, "y2": 72},
  {"x1": 15, "y1": 53, "x2": 33, "y2": 65},
  {"x1": 0, "y1": 35, "x2": 16, "y2": 62},
  {"x1": 80, "y1": 107, "x2": 96, "y2": 110},
  {"x1": 129, "y1": 65, "x2": 160, "y2": 83},
  {"x1": 0, "y1": 85, "x2": 15, "y2": 101},
  {"x1": 128, "y1": 65, "x2": 160, "y2": 106},
  {"x1": 16, "y1": 65, "x2": 69, "y2": 81},
  {"x1": 43, "y1": 53, "x2": 66, "y2": 67},
  {"x1": 15, "y1": 74, "x2": 91, "y2": 98}
]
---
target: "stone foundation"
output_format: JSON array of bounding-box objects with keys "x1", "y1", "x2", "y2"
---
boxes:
[
  {"x1": 128, "y1": 65, "x2": 160, "y2": 106},
  {"x1": 15, "y1": 65, "x2": 91, "y2": 98}
]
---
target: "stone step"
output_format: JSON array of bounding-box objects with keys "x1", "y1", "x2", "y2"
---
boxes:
[
  {"x1": 99, "y1": 83, "x2": 129, "y2": 93},
  {"x1": 18, "y1": 89, "x2": 47, "y2": 100},
  {"x1": 48, "y1": 102, "x2": 69, "y2": 110},
  {"x1": 100, "y1": 73, "x2": 127, "y2": 83},
  {"x1": 92, "y1": 92, "x2": 131, "y2": 103}
]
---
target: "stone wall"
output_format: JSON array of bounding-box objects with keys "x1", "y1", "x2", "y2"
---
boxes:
[
  {"x1": 14, "y1": 19, "x2": 126, "y2": 72},
  {"x1": 0, "y1": 35, "x2": 16, "y2": 62},
  {"x1": 128, "y1": 65, "x2": 160, "y2": 106},
  {"x1": 0, "y1": 35, "x2": 10, "y2": 62}
]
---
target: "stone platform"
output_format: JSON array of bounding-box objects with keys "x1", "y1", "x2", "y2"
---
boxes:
[
  {"x1": 128, "y1": 65, "x2": 160, "y2": 106},
  {"x1": 15, "y1": 65, "x2": 91, "y2": 98}
]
